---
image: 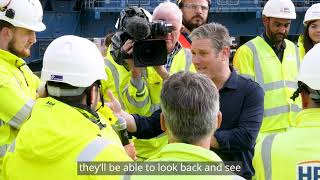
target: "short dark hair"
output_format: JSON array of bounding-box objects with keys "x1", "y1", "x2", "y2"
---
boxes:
[
  {"x1": 47, "y1": 81, "x2": 100, "y2": 105},
  {"x1": 0, "y1": 20, "x2": 13, "y2": 31}
]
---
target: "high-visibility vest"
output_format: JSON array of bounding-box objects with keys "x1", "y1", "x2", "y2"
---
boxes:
[
  {"x1": 297, "y1": 35, "x2": 306, "y2": 60},
  {"x1": 2, "y1": 97, "x2": 132, "y2": 180},
  {"x1": 129, "y1": 143, "x2": 239, "y2": 180},
  {"x1": 233, "y1": 36, "x2": 302, "y2": 132},
  {"x1": 253, "y1": 108, "x2": 320, "y2": 180},
  {"x1": 102, "y1": 46, "x2": 195, "y2": 160},
  {"x1": 102, "y1": 46, "x2": 195, "y2": 116},
  {"x1": 0, "y1": 49, "x2": 40, "y2": 175}
]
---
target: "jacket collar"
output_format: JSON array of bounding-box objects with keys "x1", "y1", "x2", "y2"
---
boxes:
[
  {"x1": 295, "y1": 108, "x2": 320, "y2": 128},
  {"x1": 0, "y1": 49, "x2": 26, "y2": 67},
  {"x1": 221, "y1": 66, "x2": 238, "y2": 90},
  {"x1": 149, "y1": 143, "x2": 223, "y2": 161}
]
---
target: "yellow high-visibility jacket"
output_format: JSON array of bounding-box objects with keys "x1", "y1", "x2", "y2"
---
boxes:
[
  {"x1": 0, "y1": 49, "x2": 40, "y2": 175},
  {"x1": 102, "y1": 45, "x2": 195, "y2": 116},
  {"x1": 253, "y1": 108, "x2": 320, "y2": 180},
  {"x1": 3, "y1": 97, "x2": 132, "y2": 180},
  {"x1": 233, "y1": 36, "x2": 301, "y2": 132},
  {"x1": 130, "y1": 143, "x2": 241, "y2": 180}
]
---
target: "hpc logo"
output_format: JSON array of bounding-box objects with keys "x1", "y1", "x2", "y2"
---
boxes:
[{"x1": 297, "y1": 161, "x2": 320, "y2": 180}]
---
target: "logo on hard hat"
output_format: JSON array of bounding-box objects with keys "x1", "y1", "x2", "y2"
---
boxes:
[
  {"x1": 50, "y1": 75, "x2": 63, "y2": 81},
  {"x1": 280, "y1": 7, "x2": 291, "y2": 14},
  {"x1": 296, "y1": 160, "x2": 320, "y2": 180}
]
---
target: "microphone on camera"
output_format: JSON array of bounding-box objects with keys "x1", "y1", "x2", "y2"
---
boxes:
[
  {"x1": 115, "y1": 117, "x2": 130, "y2": 146},
  {"x1": 126, "y1": 16, "x2": 151, "y2": 40}
]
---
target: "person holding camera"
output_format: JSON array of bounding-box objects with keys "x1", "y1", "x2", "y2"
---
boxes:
[
  {"x1": 105, "y1": 2, "x2": 194, "y2": 117},
  {"x1": 102, "y1": 2, "x2": 195, "y2": 160}
]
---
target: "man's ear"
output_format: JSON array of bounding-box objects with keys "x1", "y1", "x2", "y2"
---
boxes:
[
  {"x1": 1, "y1": 27, "x2": 13, "y2": 42},
  {"x1": 160, "y1": 112, "x2": 167, "y2": 132},
  {"x1": 223, "y1": 46, "x2": 230, "y2": 61},
  {"x1": 262, "y1": 16, "x2": 269, "y2": 27},
  {"x1": 216, "y1": 111, "x2": 222, "y2": 129}
]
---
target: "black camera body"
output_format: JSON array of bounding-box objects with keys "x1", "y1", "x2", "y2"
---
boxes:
[{"x1": 112, "y1": 6, "x2": 173, "y2": 67}]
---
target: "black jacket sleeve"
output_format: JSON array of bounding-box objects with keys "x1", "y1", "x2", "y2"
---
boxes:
[{"x1": 128, "y1": 109, "x2": 164, "y2": 139}]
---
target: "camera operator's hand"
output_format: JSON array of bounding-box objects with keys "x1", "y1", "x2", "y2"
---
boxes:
[
  {"x1": 153, "y1": 65, "x2": 170, "y2": 80},
  {"x1": 121, "y1": 39, "x2": 134, "y2": 55},
  {"x1": 122, "y1": 40, "x2": 142, "y2": 79}
]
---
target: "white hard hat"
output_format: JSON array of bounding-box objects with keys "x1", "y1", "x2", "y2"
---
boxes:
[
  {"x1": 262, "y1": 0, "x2": 296, "y2": 19},
  {"x1": 303, "y1": 3, "x2": 320, "y2": 26},
  {"x1": 41, "y1": 35, "x2": 107, "y2": 88},
  {"x1": 0, "y1": 0, "x2": 46, "y2": 32},
  {"x1": 297, "y1": 43, "x2": 320, "y2": 90}
]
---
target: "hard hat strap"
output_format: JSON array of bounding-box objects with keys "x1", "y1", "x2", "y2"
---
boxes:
[{"x1": 0, "y1": 0, "x2": 11, "y2": 11}]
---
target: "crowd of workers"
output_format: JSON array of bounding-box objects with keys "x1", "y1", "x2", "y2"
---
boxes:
[{"x1": 0, "y1": 0, "x2": 320, "y2": 179}]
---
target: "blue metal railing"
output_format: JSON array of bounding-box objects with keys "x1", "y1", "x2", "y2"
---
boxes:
[{"x1": 84, "y1": 0, "x2": 320, "y2": 12}]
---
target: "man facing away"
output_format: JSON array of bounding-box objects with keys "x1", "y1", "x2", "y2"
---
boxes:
[
  {"x1": 2, "y1": 35, "x2": 132, "y2": 180},
  {"x1": 253, "y1": 43, "x2": 320, "y2": 180},
  {"x1": 129, "y1": 71, "x2": 244, "y2": 180}
]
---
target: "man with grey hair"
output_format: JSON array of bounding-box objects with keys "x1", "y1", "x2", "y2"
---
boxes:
[
  {"x1": 160, "y1": 72, "x2": 220, "y2": 146},
  {"x1": 190, "y1": 23, "x2": 264, "y2": 179}
]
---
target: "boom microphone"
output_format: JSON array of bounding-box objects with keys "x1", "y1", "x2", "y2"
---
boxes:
[
  {"x1": 126, "y1": 16, "x2": 151, "y2": 40},
  {"x1": 115, "y1": 117, "x2": 130, "y2": 146}
]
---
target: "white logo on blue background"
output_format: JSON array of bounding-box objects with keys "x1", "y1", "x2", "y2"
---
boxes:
[
  {"x1": 297, "y1": 161, "x2": 320, "y2": 180},
  {"x1": 50, "y1": 75, "x2": 63, "y2": 81}
]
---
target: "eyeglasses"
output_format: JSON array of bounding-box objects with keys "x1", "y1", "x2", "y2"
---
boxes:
[{"x1": 182, "y1": 3, "x2": 209, "y2": 11}]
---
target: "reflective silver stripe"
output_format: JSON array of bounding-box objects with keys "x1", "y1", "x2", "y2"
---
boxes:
[
  {"x1": 263, "y1": 80, "x2": 297, "y2": 91},
  {"x1": 150, "y1": 104, "x2": 160, "y2": 114},
  {"x1": 8, "y1": 100, "x2": 35, "y2": 129},
  {"x1": 240, "y1": 74, "x2": 254, "y2": 80},
  {"x1": 122, "y1": 171, "x2": 132, "y2": 180},
  {"x1": 0, "y1": 144, "x2": 8, "y2": 157},
  {"x1": 0, "y1": 119, "x2": 4, "y2": 126},
  {"x1": 184, "y1": 48, "x2": 192, "y2": 71},
  {"x1": 123, "y1": 86, "x2": 150, "y2": 108},
  {"x1": 295, "y1": 45, "x2": 300, "y2": 70},
  {"x1": 291, "y1": 104, "x2": 301, "y2": 112},
  {"x1": 261, "y1": 133, "x2": 277, "y2": 180},
  {"x1": 77, "y1": 137, "x2": 111, "y2": 162},
  {"x1": 246, "y1": 40, "x2": 300, "y2": 92},
  {"x1": 245, "y1": 41, "x2": 264, "y2": 88},
  {"x1": 8, "y1": 140, "x2": 16, "y2": 152},
  {"x1": 264, "y1": 104, "x2": 301, "y2": 117},
  {"x1": 105, "y1": 60, "x2": 126, "y2": 110}
]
